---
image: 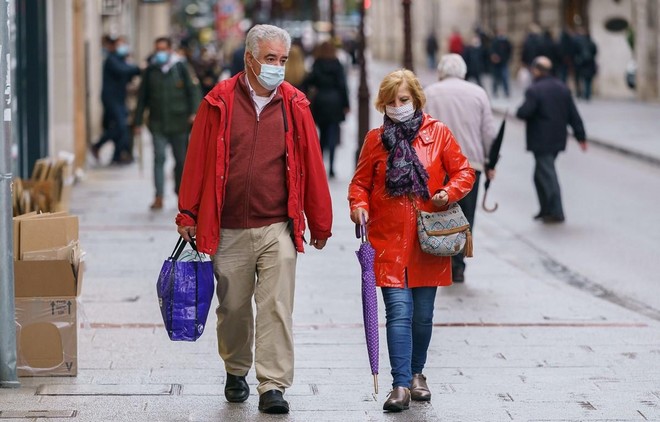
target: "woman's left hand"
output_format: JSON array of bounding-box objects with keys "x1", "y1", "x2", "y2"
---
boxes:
[{"x1": 431, "y1": 190, "x2": 449, "y2": 207}]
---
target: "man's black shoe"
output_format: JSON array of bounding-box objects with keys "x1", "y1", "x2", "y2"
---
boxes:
[
  {"x1": 533, "y1": 212, "x2": 546, "y2": 220},
  {"x1": 224, "y1": 373, "x2": 249, "y2": 403},
  {"x1": 258, "y1": 390, "x2": 289, "y2": 414},
  {"x1": 542, "y1": 215, "x2": 565, "y2": 224}
]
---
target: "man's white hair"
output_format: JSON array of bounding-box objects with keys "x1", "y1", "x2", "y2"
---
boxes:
[
  {"x1": 245, "y1": 24, "x2": 291, "y2": 58},
  {"x1": 437, "y1": 53, "x2": 467, "y2": 80}
]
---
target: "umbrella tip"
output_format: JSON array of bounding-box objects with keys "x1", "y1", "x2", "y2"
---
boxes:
[{"x1": 374, "y1": 374, "x2": 378, "y2": 394}]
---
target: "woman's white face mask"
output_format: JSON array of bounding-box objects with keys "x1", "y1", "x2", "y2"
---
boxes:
[{"x1": 385, "y1": 102, "x2": 415, "y2": 123}]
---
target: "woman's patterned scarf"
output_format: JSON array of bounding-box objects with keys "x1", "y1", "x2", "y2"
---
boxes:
[{"x1": 381, "y1": 110, "x2": 430, "y2": 199}]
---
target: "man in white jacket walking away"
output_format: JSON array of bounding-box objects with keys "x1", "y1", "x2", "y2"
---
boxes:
[{"x1": 423, "y1": 54, "x2": 498, "y2": 283}]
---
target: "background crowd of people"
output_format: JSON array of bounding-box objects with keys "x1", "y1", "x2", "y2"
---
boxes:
[{"x1": 426, "y1": 23, "x2": 598, "y2": 100}]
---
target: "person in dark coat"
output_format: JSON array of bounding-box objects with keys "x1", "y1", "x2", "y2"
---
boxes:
[
  {"x1": 573, "y1": 28, "x2": 598, "y2": 100},
  {"x1": 91, "y1": 35, "x2": 141, "y2": 164},
  {"x1": 516, "y1": 56, "x2": 588, "y2": 223},
  {"x1": 558, "y1": 29, "x2": 577, "y2": 84},
  {"x1": 489, "y1": 29, "x2": 512, "y2": 97},
  {"x1": 425, "y1": 32, "x2": 439, "y2": 70},
  {"x1": 134, "y1": 37, "x2": 202, "y2": 210},
  {"x1": 463, "y1": 35, "x2": 484, "y2": 86},
  {"x1": 303, "y1": 41, "x2": 349, "y2": 178},
  {"x1": 521, "y1": 23, "x2": 543, "y2": 68}
]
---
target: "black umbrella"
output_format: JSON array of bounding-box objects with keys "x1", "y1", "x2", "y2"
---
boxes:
[{"x1": 482, "y1": 113, "x2": 507, "y2": 212}]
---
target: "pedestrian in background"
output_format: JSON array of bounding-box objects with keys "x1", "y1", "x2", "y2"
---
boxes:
[
  {"x1": 519, "y1": 23, "x2": 544, "y2": 89},
  {"x1": 425, "y1": 32, "x2": 439, "y2": 70},
  {"x1": 424, "y1": 54, "x2": 498, "y2": 283},
  {"x1": 521, "y1": 23, "x2": 543, "y2": 68},
  {"x1": 558, "y1": 28, "x2": 577, "y2": 85},
  {"x1": 463, "y1": 35, "x2": 485, "y2": 86},
  {"x1": 573, "y1": 27, "x2": 598, "y2": 100},
  {"x1": 303, "y1": 40, "x2": 350, "y2": 178},
  {"x1": 448, "y1": 28, "x2": 464, "y2": 55},
  {"x1": 516, "y1": 56, "x2": 587, "y2": 223},
  {"x1": 175, "y1": 24, "x2": 332, "y2": 414},
  {"x1": 133, "y1": 36, "x2": 202, "y2": 211},
  {"x1": 349, "y1": 69, "x2": 475, "y2": 412},
  {"x1": 284, "y1": 43, "x2": 306, "y2": 90},
  {"x1": 189, "y1": 45, "x2": 223, "y2": 96},
  {"x1": 91, "y1": 35, "x2": 141, "y2": 165},
  {"x1": 490, "y1": 28, "x2": 512, "y2": 97}
]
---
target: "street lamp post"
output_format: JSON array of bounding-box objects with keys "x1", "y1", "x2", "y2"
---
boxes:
[
  {"x1": 0, "y1": 0, "x2": 19, "y2": 389},
  {"x1": 402, "y1": 0, "x2": 413, "y2": 71},
  {"x1": 355, "y1": 0, "x2": 370, "y2": 165},
  {"x1": 329, "y1": 0, "x2": 335, "y2": 39}
]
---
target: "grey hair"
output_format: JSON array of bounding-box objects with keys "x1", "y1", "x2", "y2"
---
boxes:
[
  {"x1": 245, "y1": 24, "x2": 291, "y2": 58},
  {"x1": 437, "y1": 54, "x2": 467, "y2": 80}
]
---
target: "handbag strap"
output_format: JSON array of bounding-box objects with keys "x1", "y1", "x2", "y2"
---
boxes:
[
  {"x1": 410, "y1": 193, "x2": 457, "y2": 213},
  {"x1": 170, "y1": 236, "x2": 201, "y2": 260}
]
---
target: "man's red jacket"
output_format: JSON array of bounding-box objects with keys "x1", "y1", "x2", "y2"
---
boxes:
[{"x1": 175, "y1": 72, "x2": 333, "y2": 255}]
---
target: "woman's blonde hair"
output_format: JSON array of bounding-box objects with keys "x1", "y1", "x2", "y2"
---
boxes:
[
  {"x1": 374, "y1": 69, "x2": 426, "y2": 113},
  {"x1": 285, "y1": 44, "x2": 306, "y2": 87}
]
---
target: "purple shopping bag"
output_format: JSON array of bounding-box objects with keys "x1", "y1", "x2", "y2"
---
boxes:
[{"x1": 156, "y1": 236, "x2": 214, "y2": 341}]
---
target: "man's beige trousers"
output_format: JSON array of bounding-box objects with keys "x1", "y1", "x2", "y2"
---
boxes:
[{"x1": 212, "y1": 221, "x2": 297, "y2": 395}]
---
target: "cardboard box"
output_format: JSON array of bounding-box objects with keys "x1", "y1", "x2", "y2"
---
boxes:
[
  {"x1": 12, "y1": 212, "x2": 83, "y2": 377},
  {"x1": 19, "y1": 213, "x2": 78, "y2": 258},
  {"x1": 11, "y1": 212, "x2": 38, "y2": 259},
  {"x1": 15, "y1": 298, "x2": 77, "y2": 376}
]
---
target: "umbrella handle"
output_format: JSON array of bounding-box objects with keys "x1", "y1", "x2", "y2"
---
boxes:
[
  {"x1": 482, "y1": 188, "x2": 499, "y2": 213},
  {"x1": 355, "y1": 214, "x2": 368, "y2": 243}
]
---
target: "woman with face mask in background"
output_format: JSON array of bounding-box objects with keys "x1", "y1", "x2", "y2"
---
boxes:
[{"x1": 348, "y1": 69, "x2": 475, "y2": 412}]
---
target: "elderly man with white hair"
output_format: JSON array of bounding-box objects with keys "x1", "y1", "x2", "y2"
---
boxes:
[
  {"x1": 423, "y1": 53, "x2": 498, "y2": 283},
  {"x1": 176, "y1": 24, "x2": 333, "y2": 414}
]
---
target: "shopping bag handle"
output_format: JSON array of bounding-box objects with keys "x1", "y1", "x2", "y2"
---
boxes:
[{"x1": 170, "y1": 236, "x2": 200, "y2": 260}]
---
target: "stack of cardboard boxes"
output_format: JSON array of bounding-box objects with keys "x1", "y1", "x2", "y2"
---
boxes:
[
  {"x1": 12, "y1": 156, "x2": 73, "y2": 216},
  {"x1": 12, "y1": 211, "x2": 83, "y2": 376}
]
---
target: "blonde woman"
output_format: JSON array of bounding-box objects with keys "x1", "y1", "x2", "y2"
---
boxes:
[{"x1": 284, "y1": 43, "x2": 306, "y2": 89}]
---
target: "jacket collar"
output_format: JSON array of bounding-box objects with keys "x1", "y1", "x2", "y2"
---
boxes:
[
  {"x1": 204, "y1": 71, "x2": 302, "y2": 109},
  {"x1": 417, "y1": 114, "x2": 438, "y2": 145}
]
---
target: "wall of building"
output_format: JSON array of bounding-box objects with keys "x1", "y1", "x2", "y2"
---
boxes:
[
  {"x1": 633, "y1": 0, "x2": 660, "y2": 100},
  {"x1": 47, "y1": 0, "x2": 76, "y2": 161},
  {"x1": 86, "y1": 0, "x2": 103, "y2": 146},
  {"x1": 590, "y1": 0, "x2": 635, "y2": 99}
]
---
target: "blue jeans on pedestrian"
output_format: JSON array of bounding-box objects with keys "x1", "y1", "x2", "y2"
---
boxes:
[{"x1": 381, "y1": 285, "x2": 437, "y2": 388}]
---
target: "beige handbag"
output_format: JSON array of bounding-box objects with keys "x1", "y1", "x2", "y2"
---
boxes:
[{"x1": 414, "y1": 201, "x2": 473, "y2": 257}]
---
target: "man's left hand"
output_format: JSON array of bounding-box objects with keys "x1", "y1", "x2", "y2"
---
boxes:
[
  {"x1": 310, "y1": 238, "x2": 327, "y2": 250},
  {"x1": 486, "y1": 169, "x2": 496, "y2": 180}
]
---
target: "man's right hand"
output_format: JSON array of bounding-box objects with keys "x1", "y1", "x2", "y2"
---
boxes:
[
  {"x1": 133, "y1": 126, "x2": 142, "y2": 135},
  {"x1": 177, "y1": 225, "x2": 197, "y2": 242}
]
